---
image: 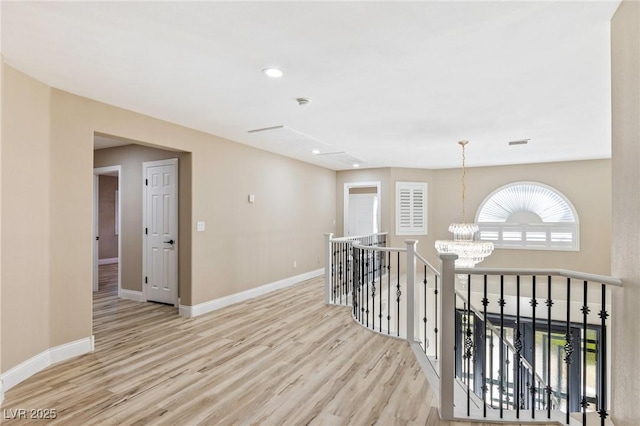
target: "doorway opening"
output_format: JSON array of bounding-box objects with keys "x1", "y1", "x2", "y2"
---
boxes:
[
  {"x1": 344, "y1": 181, "x2": 381, "y2": 236},
  {"x1": 93, "y1": 166, "x2": 122, "y2": 295}
]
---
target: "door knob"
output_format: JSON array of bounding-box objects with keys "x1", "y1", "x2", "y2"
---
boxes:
[{"x1": 164, "y1": 239, "x2": 175, "y2": 245}]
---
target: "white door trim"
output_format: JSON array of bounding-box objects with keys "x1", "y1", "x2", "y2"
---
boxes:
[
  {"x1": 142, "y1": 158, "x2": 179, "y2": 306},
  {"x1": 93, "y1": 165, "x2": 122, "y2": 295},
  {"x1": 343, "y1": 181, "x2": 381, "y2": 236}
]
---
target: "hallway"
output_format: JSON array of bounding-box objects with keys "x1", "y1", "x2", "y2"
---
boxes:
[{"x1": 2, "y1": 266, "x2": 442, "y2": 425}]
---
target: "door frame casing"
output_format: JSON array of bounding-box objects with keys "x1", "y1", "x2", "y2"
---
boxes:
[
  {"x1": 142, "y1": 158, "x2": 179, "y2": 305},
  {"x1": 93, "y1": 165, "x2": 122, "y2": 295},
  {"x1": 343, "y1": 181, "x2": 381, "y2": 236}
]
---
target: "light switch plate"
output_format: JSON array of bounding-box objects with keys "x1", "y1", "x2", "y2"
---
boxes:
[
  {"x1": 197, "y1": 221, "x2": 205, "y2": 232},
  {"x1": 248, "y1": 194, "x2": 256, "y2": 203}
]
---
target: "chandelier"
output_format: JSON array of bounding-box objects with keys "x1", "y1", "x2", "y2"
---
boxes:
[{"x1": 435, "y1": 141, "x2": 494, "y2": 269}]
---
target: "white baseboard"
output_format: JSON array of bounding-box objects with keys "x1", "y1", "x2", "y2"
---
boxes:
[
  {"x1": 120, "y1": 289, "x2": 145, "y2": 302},
  {"x1": 50, "y1": 335, "x2": 95, "y2": 364},
  {"x1": 180, "y1": 268, "x2": 324, "y2": 318},
  {"x1": 98, "y1": 257, "x2": 118, "y2": 265},
  {"x1": 0, "y1": 336, "x2": 94, "y2": 393}
]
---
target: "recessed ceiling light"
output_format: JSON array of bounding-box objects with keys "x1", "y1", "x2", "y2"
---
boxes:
[
  {"x1": 353, "y1": 163, "x2": 360, "y2": 168},
  {"x1": 312, "y1": 149, "x2": 320, "y2": 155},
  {"x1": 262, "y1": 67, "x2": 283, "y2": 78}
]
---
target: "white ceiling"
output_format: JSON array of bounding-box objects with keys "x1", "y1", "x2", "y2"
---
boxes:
[{"x1": 1, "y1": 1, "x2": 620, "y2": 170}]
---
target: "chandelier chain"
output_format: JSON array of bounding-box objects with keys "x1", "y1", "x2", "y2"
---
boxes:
[{"x1": 459, "y1": 140, "x2": 468, "y2": 222}]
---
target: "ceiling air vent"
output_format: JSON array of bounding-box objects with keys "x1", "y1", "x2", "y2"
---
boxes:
[
  {"x1": 316, "y1": 151, "x2": 364, "y2": 168},
  {"x1": 508, "y1": 139, "x2": 530, "y2": 146},
  {"x1": 246, "y1": 125, "x2": 331, "y2": 154}
]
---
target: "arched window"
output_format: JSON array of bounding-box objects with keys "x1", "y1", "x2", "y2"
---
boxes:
[{"x1": 475, "y1": 182, "x2": 579, "y2": 251}]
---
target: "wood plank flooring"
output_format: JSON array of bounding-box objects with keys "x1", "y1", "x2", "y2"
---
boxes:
[{"x1": 1, "y1": 265, "x2": 538, "y2": 425}]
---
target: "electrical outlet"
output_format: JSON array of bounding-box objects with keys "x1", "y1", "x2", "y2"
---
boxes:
[{"x1": 293, "y1": 261, "x2": 297, "y2": 268}]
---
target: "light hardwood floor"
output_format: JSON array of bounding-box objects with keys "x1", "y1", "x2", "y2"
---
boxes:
[{"x1": 1, "y1": 265, "x2": 536, "y2": 425}]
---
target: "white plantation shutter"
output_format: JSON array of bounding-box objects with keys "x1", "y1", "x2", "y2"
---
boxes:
[
  {"x1": 396, "y1": 182, "x2": 428, "y2": 235},
  {"x1": 476, "y1": 182, "x2": 579, "y2": 251}
]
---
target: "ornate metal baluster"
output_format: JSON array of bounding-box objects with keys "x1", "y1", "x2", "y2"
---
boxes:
[
  {"x1": 456, "y1": 290, "x2": 459, "y2": 381},
  {"x1": 360, "y1": 249, "x2": 366, "y2": 323},
  {"x1": 339, "y1": 243, "x2": 344, "y2": 304},
  {"x1": 482, "y1": 274, "x2": 489, "y2": 416},
  {"x1": 371, "y1": 250, "x2": 376, "y2": 331},
  {"x1": 598, "y1": 283, "x2": 609, "y2": 425},
  {"x1": 387, "y1": 251, "x2": 391, "y2": 334},
  {"x1": 530, "y1": 275, "x2": 538, "y2": 419},
  {"x1": 546, "y1": 275, "x2": 553, "y2": 419},
  {"x1": 352, "y1": 246, "x2": 358, "y2": 317},
  {"x1": 365, "y1": 249, "x2": 370, "y2": 328},
  {"x1": 424, "y1": 265, "x2": 428, "y2": 353},
  {"x1": 396, "y1": 251, "x2": 401, "y2": 337},
  {"x1": 499, "y1": 275, "x2": 505, "y2": 418},
  {"x1": 378, "y1": 252, "x2": 383, "y2": 332},
  {"x1": 332, "y1": 244, "x2": 337, "y2": 303},
  {"x1": 346, "y1": 243, "x2": 351, "y2": 304},
  {"x1": 344, "y1": 243, "x2": 349, "y2": 301},
  {"x1": 564, "y1": 277, "x2": 573, "y2": 425},
  {"x1": 581, "y1": 280, "x2": 589, "y2": 425},
  {"x1": 465, "y1": 276, "x2": 473, "y2": 416},
  {"x1": 515, "y1": 275, "x2": 522, "y2": 417}
]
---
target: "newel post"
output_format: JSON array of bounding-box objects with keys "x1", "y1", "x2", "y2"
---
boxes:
[
  {"x1": 405, "y1": 240, "x2": 418, "y2": 342},
  {"x1": 324, "y1": 233, "x2": 333, "y2": 304},
  {"x1": 439, "y1": 253, "x2": 458, "y2": 420}
]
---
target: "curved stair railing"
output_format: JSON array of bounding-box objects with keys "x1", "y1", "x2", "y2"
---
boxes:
[{"x1": 324, "y1": 233, "x2": 622, "y2": 425}]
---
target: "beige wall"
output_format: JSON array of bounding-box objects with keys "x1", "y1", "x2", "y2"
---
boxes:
[
  {"x1": 611, "y1": 1, "x2": 640, "y2": 424},
  {"x1": 0, "y1": 56, "x2": 3, "y2": 388},
  {"x1": 98, "y1": 175, "x2": 118, "y2": 260},
  {"x1": 338, "y1": 160, "x2": 611, "y2": 275},
  {"x1": 1, "y1": 61, "x2": 336, "y2": 372},
  {"x1": 1, "y1": 65, "x2": 51, "y2": 370},
  {"x1": 94, "y1": 145, "x2": 192, "y2": 300},
  {"x1": 433, "y1": 159, "x2": 611, "y2": 275}
]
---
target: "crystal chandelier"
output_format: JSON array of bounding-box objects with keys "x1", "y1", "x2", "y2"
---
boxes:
[{"x1": 435, "y1": 141, "x2": 494, "y2": 269}]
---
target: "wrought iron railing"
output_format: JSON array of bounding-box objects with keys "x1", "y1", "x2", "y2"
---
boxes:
[
  {"x1": 454, "y1": 287, "x2": 560, "y2": 416},
  {"x1": 324, "y1": 233, "x2": 387, "y2": 306},
  {"x1": 415, "y1": 252, "x2": 441, "y2": 360},
  {"x1": 323, "y1": 236, "x2": 622, "y2": 425},
  {"x1": 447, "y1": 266, "x2": 621, "y2": 425},
  {"x1": 326, "y1": 236, "x2": 441, "y2": 350}
]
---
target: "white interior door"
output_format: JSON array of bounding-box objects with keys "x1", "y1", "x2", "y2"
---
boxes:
[
  {"x1": 144, "y1": 158, "x2": 178, "y2": 305},
  {"x1": 347, "y1": 194, "x2": 377, "y2": 236},
  {"x1": 344, "y1": 182, "x2": 381, "y2": 237}
]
